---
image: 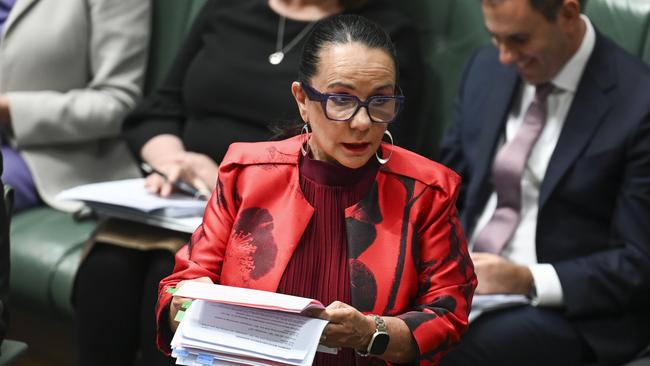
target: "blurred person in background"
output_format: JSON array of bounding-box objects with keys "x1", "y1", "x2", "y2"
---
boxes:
[{"x1": 0, "y1": 0, "x2": 148, "y2": 213}]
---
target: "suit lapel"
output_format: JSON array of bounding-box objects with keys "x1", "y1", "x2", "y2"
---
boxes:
[
  {"x1": 469, "y1": 67, "x2": 520, "y2": 219},
  {"x1": 3, "y1": 0, "x2": 39, "y2": 39},
  {"x1": 539, "y1": 35, "x2": 615, "y2": 208}
]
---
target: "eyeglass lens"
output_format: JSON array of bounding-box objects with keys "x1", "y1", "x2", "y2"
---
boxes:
[{"x1": 325, "y1": 95, "x2": 400, "y2": 123}]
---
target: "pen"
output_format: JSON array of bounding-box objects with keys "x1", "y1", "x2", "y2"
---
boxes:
[{"x1": 141, "y1": 162, "x2": 208, "y2": 200}]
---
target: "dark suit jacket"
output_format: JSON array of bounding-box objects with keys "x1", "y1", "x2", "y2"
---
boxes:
[{"x1": 440, "y1": 32, "x2": 650, "y2": 365}]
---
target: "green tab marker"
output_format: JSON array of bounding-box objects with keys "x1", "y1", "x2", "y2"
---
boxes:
[
  {"x1": 166, "y1": 287, "x2": 177, "y2": 295},
  {"x1": 174, "y1": 310, "x2": 185, "y2": 322},
  {"x1": 181, "y1": 301, "x2": 193, "y2": 310}
]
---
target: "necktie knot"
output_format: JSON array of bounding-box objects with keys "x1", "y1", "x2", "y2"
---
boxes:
[{"x1": 535, "y1": 83, "x2": 554, "y2": 102}]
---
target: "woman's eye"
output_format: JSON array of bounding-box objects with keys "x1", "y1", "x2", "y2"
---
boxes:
[
  {"x1": 330, "y1": 96, "x2": 355, "y2": 106},
  {"x1": 370, "y1": 97, "x2": 392, "y2": 106}
]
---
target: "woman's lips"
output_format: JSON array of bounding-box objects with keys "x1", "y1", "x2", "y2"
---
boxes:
[{"x1": 342, "y1": 142, "x2": 370, "y2": 153}]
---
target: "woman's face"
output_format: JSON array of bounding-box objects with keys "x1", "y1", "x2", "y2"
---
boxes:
[{"x1": 292, "y1": 42, "x2": 397, "y2": 169}]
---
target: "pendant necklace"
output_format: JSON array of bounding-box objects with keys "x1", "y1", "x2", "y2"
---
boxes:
[{"x1": 269, "y1": 16, "x2": 316, "y2": 65}]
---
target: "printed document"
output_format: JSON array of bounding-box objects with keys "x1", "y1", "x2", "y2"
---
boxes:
[
  {"x1": 171, "y1": 283, "x2": 334, "y2": 365},
  {"x1": 56, "y1": 178, "x2": 207, "y2": 233}
]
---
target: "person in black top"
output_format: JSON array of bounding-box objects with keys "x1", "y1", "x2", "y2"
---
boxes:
[
  {"x1": 122, "y1": 0, "x2": 424, "y2": 197},
  {"x1": 74, "y1": 1, "x2": 425, "y2": 365}
]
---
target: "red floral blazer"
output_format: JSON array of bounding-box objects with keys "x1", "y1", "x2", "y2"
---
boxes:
[{"x1": 156, "y1": 135, "x2": 476, "y2": 365}]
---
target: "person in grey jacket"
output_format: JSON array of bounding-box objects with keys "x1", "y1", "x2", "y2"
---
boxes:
[{"x1": 0, "y1": 0, "x2": 149, "y2": 212}]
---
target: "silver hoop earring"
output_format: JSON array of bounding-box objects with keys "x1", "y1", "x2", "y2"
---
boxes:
[
  {"x1": 375, "y1": 130, "x2": 394, "y2": 165},
  {"x1": 300, "y1": 123, "x2": 311, "y2": 156}
]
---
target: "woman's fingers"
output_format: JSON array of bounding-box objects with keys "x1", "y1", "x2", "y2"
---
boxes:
[
  {"x1": 190, "y1": 176, "x2": 212, "y2": 198},
  {"x1": 318, "y1": 302, "x2": 374, "y2": 349},
  {"x1": 161, "y1": 165, "x2": 183, "y2": 197},
  {"x1": 169, "y1": 277, "x2": 214, "y2": 331},
  {"x1": 144, "y1": 173, "x2": 165, "y2": 194},
  {"x1": 145, "y1": 152, "x2": 218, "y2": 197}
]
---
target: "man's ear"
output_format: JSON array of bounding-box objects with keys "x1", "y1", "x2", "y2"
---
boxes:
[
  {"x1": 291, "y1": 81, "x2": 309, "y2": 122},
  {"x1": 559, "y1": 0, "x2": 581, "y2": 23}
]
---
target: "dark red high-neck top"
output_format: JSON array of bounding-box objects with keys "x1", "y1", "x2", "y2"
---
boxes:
[{"x1": 277, "y1": 155, "x2": 379, "y2": 366}]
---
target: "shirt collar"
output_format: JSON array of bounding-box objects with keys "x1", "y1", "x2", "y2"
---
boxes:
[{"x1": 551, "y1": 14, "x2": 595, "y2": 93}]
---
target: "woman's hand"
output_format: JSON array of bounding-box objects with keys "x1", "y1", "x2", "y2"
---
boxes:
[
  {"x1": 309, "y1": 301, "x2": 417, "y2": 363},
  {"x1": 168, "y1": 276, "x2": 213, "y2": 333},
  {"x1": 311, "y1": 301, "x2": 375, "y2": 350},
  {"x1": 143, "y1": 151, "x2": 218, "y2": 198}
]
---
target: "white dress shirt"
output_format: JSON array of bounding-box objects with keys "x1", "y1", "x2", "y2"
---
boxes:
[{"x1": 470, "y1": 15, "x2": 596, "y2": 306}]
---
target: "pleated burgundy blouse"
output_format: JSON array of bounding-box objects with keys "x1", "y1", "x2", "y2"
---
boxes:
[{"x1": 277, "y1": 154, "x2": 379, "y2": 366}]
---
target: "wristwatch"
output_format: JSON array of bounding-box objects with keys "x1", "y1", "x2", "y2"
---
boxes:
[{"x1": 356, "y1": 314, "x2": 390, "y2": 357}]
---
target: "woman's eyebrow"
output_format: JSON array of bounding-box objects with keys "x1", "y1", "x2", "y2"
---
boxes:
[
  {"x1": 326, "y1": 82, "x2": 395, "y2": 91},
  {"x1": 327, "y1": 81, "x2": 356, "y2": 90}
]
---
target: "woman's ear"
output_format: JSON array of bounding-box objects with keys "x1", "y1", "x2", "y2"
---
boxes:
[{"x1": 291, "y1": 81, "x2": 309, "y2": 122}]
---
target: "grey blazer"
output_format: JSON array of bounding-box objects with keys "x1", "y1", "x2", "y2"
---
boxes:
[{"x1": 0, "y1": 0, "x2": 149, "y2": 211}]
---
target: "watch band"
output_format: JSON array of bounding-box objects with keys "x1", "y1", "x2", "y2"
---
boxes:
[
  {"x1": 372, "y1": 314, "x2": 387, "y2": 333},
  {"x1": 356, "y1": 314, "x2": 390, "y2": 357}
]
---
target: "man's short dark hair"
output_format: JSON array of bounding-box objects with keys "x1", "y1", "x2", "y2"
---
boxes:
[
  {"x1": 484, "y1": 0, "x2": 571, "y2": 21},
  {"x1": 530, "y1": 0, "x2": 565, "y2": 21}
]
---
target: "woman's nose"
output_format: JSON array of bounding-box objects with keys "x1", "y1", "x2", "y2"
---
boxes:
[{"x1": 349, "y1": 106, "x2": 372, "y2": 131}]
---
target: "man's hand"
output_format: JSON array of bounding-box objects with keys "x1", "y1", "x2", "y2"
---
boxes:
[{"x1": 471, "y1": 252, "x2": 533, "y2": 295}]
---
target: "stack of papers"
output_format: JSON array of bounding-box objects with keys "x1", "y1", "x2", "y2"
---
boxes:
[
  {"x1": 171, "y1": 282, "x2": 333, "y2": 366},
  {"x1": 56, "y1": 178, "x2": 207, "y2": 233}
]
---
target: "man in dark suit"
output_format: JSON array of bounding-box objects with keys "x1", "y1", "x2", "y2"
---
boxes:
[{"x1": 439, "y1": 0, "x2": 650, "y2": 365}]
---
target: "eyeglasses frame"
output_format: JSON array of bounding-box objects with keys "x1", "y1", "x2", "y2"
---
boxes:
[{"x1": 300, "y1": 82, "x2": 405, "y2": 124}]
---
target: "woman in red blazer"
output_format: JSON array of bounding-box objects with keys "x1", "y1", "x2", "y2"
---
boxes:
[{"x1": 157, "y1": 14, "x2": 476, "y2": 366}]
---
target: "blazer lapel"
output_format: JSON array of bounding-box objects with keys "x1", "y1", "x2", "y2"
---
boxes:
[
  {"x1": 467, "y1": 67, "x2": 519, "y2": 222},
  {"x1": 539, "y1": 35, "x2": 615, "y2": 208},
  {"x1": 3, "y1": 0, "x2": 39, "y2": 39},
  {"x1": 264, "y1": 176, "x2": 314, "y2": 291}
]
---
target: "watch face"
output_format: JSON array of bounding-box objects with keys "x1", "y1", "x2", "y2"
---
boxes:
[{"x1": 369, "y1": 332, "x2": 390, "y2": 355}]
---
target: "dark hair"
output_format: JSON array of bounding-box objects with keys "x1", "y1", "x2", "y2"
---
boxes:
[
  {"x1": 530, "y1": 0, "x2": 565, "y2": 21},
  {"x1": 339, "y1": 0, "x2": 369, "y2": 10},
  {"x1": 484, "y1": 0, "x2": 568, "y2": 21},
  {"x1": 298, "y1": 14, "x2": 399, "y2": 85},
  {"x1": 271, "y1": 14, "x2": 398, "y2": 139}
]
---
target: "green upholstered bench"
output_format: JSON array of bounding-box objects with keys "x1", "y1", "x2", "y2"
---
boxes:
[
  {"x1": 0, "y1": 185, "x2": 27, "y2": 366},
  {"x1": 10, "y1": 208, "x2": 94, "y2": 317},
  {"x1": 8, "y1": 0, "x2": 206, "y2": 320},
  {"x1": 584, "y1": 0, "x2": 650, "y2": 63},
  {"x1": 396, "y1": 0, "x2": 490, "y2": 159}
]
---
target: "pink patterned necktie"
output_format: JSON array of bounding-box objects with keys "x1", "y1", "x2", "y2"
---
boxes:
[{"x1": 472, "y1": 83, "x2": 554, "y2": 253}]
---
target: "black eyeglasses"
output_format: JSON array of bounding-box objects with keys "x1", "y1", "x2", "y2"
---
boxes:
[{"x1": 301, "y1": 83, "x2": 405, "y2": 124}]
